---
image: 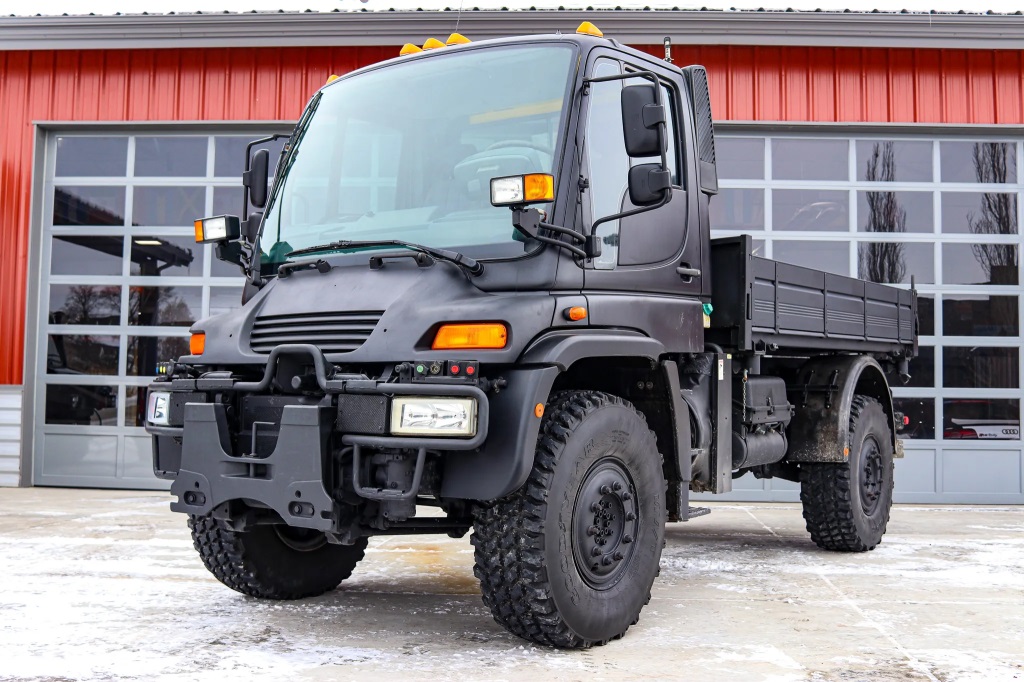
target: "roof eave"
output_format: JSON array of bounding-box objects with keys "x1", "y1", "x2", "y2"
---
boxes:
[{"x1": 2, "y1": 10, "x2": 1024, "y2": 51}]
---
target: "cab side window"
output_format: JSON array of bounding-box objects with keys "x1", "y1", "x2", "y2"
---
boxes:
[
  {"x1": 585, "y1": 59, "x2": 629, "y2": 270},
  {"x1": 585, "y1": 60, "x2": 681, "y2": 270}
]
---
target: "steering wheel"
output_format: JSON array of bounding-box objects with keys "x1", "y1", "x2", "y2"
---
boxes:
[{"x1": 484, "y1": 140, "x2": 553, "y2": 154}]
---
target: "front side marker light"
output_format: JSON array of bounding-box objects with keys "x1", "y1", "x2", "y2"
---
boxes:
[
  {"x1": 147, "y1": 391, "x2": 171, "y2": 426},
  {"x1": 189, "y1": 332, "x2": 206, "y2": 356},
  {"x1": 489, "y1": 173, "x2": 555, "y2": 207},
  {"x1": 432, "y1": 323, "x2": 508, "y2": 350},
  {"x1": 390, "y1": 397, "x2": 478, "y2": 437},
  {"x1": 194, "y1": 215, "x2": 240, "y2": 244}
]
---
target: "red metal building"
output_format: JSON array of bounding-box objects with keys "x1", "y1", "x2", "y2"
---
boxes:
[{"x1": 1, "y1": 9, "x2": 1022, "y2": 501}]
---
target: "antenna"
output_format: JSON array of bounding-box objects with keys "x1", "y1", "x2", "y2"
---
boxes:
[
  {"x1": 663, "y1": 36, "x2": 673, "y2": 64},
  {"x1": 455, "y1": 0, "x2": 464, "y2": 33}
]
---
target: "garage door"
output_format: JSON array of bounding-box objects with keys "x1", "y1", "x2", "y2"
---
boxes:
[
  {"x1": 705, "y1": 130, "x2": 1024, "y2": 504},
  {"x1": 33, "y1": 130, "x2": 284, "y2": 488}
]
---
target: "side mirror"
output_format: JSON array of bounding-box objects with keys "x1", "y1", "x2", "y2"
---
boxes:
[
  {"x1": 243, "y1": 148, "x2": 270, "y2": 209},
  {"x1": 628, "y1": 163, "x2": 671, "y2": 206},
  {"x1": 621, "y1": 84, "x2": 666, "y2": 158}
]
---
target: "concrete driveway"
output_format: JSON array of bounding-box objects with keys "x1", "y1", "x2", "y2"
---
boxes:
[{"x1": 0, "y1": 488, "x2": 1021, "y2": 682}]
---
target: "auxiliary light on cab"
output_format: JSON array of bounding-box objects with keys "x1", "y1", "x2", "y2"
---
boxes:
[
  {"x1": 489, "y1": 173, "x2": 555, "y2": 207},
  {"x1": 432, "y1": 323, "x2": 508, "y2": 350},
  {"x1": 390, "y1": 397, "x2": 478, "y2": 437},
  {"x1": 194, "y1": 215, "x2": 240, "y2": 244}
]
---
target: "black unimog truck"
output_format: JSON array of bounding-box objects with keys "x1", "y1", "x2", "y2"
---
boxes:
[{"x1": 146, "y1": 25, "x2": 916, "y2": 648}]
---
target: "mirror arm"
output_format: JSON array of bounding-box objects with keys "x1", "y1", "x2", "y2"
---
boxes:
[
  {"x1": 591, "y1": 189, "x2": 672, "y2": 236},
  {"x1": 242, "y1": 133, "x2": 290, "y2": 221}
]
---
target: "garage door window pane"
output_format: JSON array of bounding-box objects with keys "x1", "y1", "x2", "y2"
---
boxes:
[
  {"x1": 214, "y1": 136, "x2": 286, "y2": 178},
  {"x1": 773, "y1": 190, "x2": 848, "y2": 231},
  {"x1": 212, "y1": 186, "x2": 242, "y2": 218},
  {"x1": 130, "y1": 236, "x2": 203, "y2": 277},
  {"x1": 941, "y1": 192, "x2": 1017, "y2": 234},
  {"x1": 49, "y1": 285, "x2": 121, "y2": 325},
  {"x1": 858, "y1": 242, "x2": 933, "y2": 284},
  {"x1": 772, "y1": 241, "x2": 849, "y2": 276},
  {"x1": 711, "y1": 189, "x2": 764, "y2": 231},
  {"x1": 717, "y1": 138, "x2": 764, "y2": 180},
  {"x1": 44, "y1": 384, "x2": 118, "y2": 426},
  {"x1": 857, "y1": 191, "x2": 933, "y2": 233},
  {"x1": 46, "y1": 334, "x2": 120, "y2": 375},
  {"x1": 126, "y1": 336, "x2": 190, "y2": 377},
  {"x1": 943, "y1": 399, "x2": 1020, "y2": 440},
  {"x1": 942, "y1": 347, "x2": 1018, "y2": 389},
  {"x1": 917, "y1": 295, "x2": 935, "y2": 336},
  {"x1": 940, "y1": 141, "x2": 1017, "y2": 184},
  {"x1": 54, "y1": 186, "x2": 126, "y2": 226},
  {"x1": 50, "y1": 236, "x2": 124, "y2": 276},
  {"x1": 132, "y1": 187, "x2": 206, "y2": 227},
  {"x1": 772, "y1": 139, "x2": 847, "y2": 181},
  {"x1": 128, "y1": 287, "x2": 201, "y2": 327},
  {"x1": 856, "y1": 140, "x2": 932, "y2": 182},
  {"x1": 135, "y1": 136, "x2": 208, "y2": 177},
  {"x1": 943, "y1": 295, "x2": 1018, "y2": 337},
  {"x1": 55, "y1": 137, "x2": 128, "y2": 177},
  {"x1": 942, "y1": 244, "x2": 1017, "y2": 285},
  {"x1": 893, "y1": 398, "x2": 935, "y2": 439}
]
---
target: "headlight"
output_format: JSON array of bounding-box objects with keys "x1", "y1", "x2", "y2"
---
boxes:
[
  {"x1": 390, "y1": 397, "x2": 477, "y2": 437},
  {"x1": 147, "y1": 391, "x2": 171, "y2": 426}
]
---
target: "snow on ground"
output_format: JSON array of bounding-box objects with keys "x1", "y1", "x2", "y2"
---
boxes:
[{"x1": 0, "y1": 492, "x2": 1022, "y2": 681}]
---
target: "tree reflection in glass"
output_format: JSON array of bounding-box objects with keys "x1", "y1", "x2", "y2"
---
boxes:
[
  {"x1": 969, "y1": 143, "x2": 1018, "y2": 286},
  {"x1": 859, "y1": 142, "x2": 908, "y2": 284}
]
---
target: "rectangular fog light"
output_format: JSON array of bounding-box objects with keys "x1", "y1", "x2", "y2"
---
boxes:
[
  {"x1": 390, "y1": 397, "x2": 477, "y2": 437},
  {"x1": 147, "y1": 391, "x2": 171, "y2": 426}
]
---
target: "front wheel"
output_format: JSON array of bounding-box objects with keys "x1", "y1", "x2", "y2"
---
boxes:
[
  {"x1": 189, "y1": 515, "x2": 367, "y2": 599},
  {"x1": 799, "y1": 395, "x2": 895, "y2": 552},
  {"x1": 472, "y1": 391, "x2": 666, "y2": 648}
]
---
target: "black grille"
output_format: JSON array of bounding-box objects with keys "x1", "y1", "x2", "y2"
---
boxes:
[
  {"x1": 250, "y1": 310, "x2": 383, "y2": 354},
  {"x1": 684, "y1": 65, "x2": 719, "y2": 195}
]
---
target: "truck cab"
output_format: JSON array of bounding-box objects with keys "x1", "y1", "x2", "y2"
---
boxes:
[{"x1": 146, "y1": 26, "x2": 915, "y2": 649}]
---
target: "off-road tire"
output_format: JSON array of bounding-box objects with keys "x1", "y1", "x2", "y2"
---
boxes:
[
  {"x1": 189, "y1": 515, "x2": 367, "y2": 599},
  {"x1": 472, "y1": 390, "x2": 666, "y2": 648},
  {"x1": 799, "y1": 395, "x2": 894, "y2": 552}
]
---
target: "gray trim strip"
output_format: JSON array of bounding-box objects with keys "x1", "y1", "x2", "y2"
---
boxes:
[{"x1": 3, "y1": 11, "x2": 1024, "y2": 51}]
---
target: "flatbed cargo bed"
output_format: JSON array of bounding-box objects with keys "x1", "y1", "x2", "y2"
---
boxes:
[{"x1": 707, "y1": 235, "x2": 917, "y2": 357}]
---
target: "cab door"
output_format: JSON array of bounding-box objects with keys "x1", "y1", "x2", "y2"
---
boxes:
[{"x1": 579, "y1": 53, "x2": 703, "y2": 301}]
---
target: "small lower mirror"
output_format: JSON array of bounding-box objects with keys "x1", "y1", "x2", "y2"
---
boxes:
[{"x1": 628, "y1": 163, "x2": 671, "y2": 206}]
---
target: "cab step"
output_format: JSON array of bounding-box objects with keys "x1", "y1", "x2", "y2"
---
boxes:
[{"x1": 686, "y1": 506, "x2": 711, "y2": 520}]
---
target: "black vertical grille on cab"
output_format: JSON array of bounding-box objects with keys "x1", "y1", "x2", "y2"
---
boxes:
[
  {"x1": 683, "y1": 64, "x2": 719, "y2": 195},
  {"x1": 249, "y1": 310, "x2": 384, "y2": 354}
]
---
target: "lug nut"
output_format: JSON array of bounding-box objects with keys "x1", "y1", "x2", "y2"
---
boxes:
[
  {"x1": 591, "y1": 547, "x2": 602, "y2": 557},
  {"x1": 613, "y1": 551, "x2": 624, "y2": 561},
  {"x1": 623, "y1": 534, "x2": 634, "y2": 544},
  {"x1": 600, "y1": 484, "x2": 612, "y2": 495},
  {"x1": 591, "y1": 502, "x2": 602, "y2": 513},
  {"x1": 602, "y1": 556, "x2": 613, "y2": 566},
  {"x1": 621, "y1": 492, "x2": 632, "y2": 501},
  {"x1": 626, "y1": 512, "x2": 636, "y2": 521},
  {"x1": 613, "y1": 481, "x2": 622, "y2": 491},
  {"x1": 587, "y1": 525, "x2": 598, "y2": 536}
]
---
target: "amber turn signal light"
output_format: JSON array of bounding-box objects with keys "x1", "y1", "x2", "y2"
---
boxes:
[
  {"x1": 564, "y1": 306, "x2": 588, "y2": 321},
  {"x1": 432, "y1": 323, "x2": 508, "y2": 350},
  {"x1": 189, "y1": 333, "x2": 206, "y2": 355}
]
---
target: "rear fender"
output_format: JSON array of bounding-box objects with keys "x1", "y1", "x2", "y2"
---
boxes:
[{"x1": 786, "y1": 355, "x2": 896, "y2": 463}]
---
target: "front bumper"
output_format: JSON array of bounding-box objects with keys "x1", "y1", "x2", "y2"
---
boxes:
[{"x1": 146, "y1": 345, "x2": 489, "y2": 530}]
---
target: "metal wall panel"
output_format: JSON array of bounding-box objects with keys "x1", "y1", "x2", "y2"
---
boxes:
[
  {"x1": 0, "y1": 387, "x2": 22, "y2": 486},
  {"x1": 3, "y1": 44, "x2": 1024, "y2": 384}
]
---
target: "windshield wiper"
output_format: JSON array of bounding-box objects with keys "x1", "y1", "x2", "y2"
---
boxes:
[{"x1": 286, "y1": 239, "x2": 484, "y2": 277}]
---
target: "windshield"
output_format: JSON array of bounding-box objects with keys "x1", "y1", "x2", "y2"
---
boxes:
[{"x1": 259, "y1": 44, "x2": 577, "y2": 271}]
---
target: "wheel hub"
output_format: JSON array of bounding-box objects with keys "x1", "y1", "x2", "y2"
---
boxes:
[
  {"x1": 860, "y1": 436, "x2": 884, "y2": 516},
  {"x1": 572, "y1": 458, "x2": 640, "y2": 590},
  {"x1": 273, "y1": 525, "x2": 328, "y2": 552}
]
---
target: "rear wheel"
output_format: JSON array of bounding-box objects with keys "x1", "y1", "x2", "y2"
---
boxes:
[
  {"x1": 799, "y1": 395, "x2": 894, "y2": 552},
  {"x1": 189, "y1": 515, "x2": 367, "y2": 599},
  {"x1": 472, "y1": 390, "x2": 666, "y2": 648}
]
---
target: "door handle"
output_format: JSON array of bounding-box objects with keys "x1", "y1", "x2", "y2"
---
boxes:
[{"x1": 676, "y1": 266, "x2": 701, "y2": 279}]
